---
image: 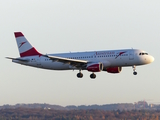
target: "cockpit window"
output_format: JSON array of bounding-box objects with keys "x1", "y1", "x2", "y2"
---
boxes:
[{"x1": 139, "y1": 52, "x2": 148, "y2": 55}]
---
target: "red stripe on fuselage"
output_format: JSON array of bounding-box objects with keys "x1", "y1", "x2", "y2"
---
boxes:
[
  {"x1": 14, "y1": 32, "x2": 24, "y2": 38},
  {"x1": 20, "y1": 47, "x2": 42, "y2": 57}
]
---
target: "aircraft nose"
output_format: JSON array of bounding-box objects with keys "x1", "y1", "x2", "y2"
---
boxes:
[{"x1": 149, "y1": 56, "x2": 154, "y2": 63}]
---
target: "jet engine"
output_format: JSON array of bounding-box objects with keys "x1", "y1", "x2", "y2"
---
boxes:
[
  {"x1": 105, "y1": 67, "x2": 122, "y2": 73},
  {"x1": 87, "y1": 63, "x2": 103, "y2": 72}
]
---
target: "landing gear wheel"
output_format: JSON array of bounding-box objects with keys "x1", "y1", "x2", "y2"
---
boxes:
[
  {"x1": 132, "y1": 65, "x2": 137, "y2": 75},
  {"x1": 90, "y1": 73, "x2": 96, "y2": 79},
  {"x1": 133, "y1": 72, "x2": 137, "y2": 75},
  {"x1": 77, "y1": 73, "x2": 83, "y2": 78}
]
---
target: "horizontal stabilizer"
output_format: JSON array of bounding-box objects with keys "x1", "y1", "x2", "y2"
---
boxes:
[{"x1": 6, "y1": 57, "x2": 30, "y2": 62}]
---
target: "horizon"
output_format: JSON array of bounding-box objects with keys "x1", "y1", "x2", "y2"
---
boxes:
[{"x1": 1, "y1": 100, "x2": 159, "y2": 107}]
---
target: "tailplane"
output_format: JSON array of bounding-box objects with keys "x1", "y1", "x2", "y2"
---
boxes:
[{"x1": 14, "y1": 32, "x2": 42, "y2": 57}]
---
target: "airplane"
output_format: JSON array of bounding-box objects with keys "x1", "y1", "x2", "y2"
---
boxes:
[{"x1": 6, "y1": 32, "x2": 154, "y2": 79}]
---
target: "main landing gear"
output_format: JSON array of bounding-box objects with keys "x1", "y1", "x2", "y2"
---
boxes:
[
  {"x1": 132, "y1": 65, "x2": 137, "y2": 75},
  {"x1": 77, "y1": 72, "x2": 83, "y2": 78},
  {"x1": 90, "y1": 73, "x2": 96, "y2": 79},
  {"x1": 77, "y1": 70, "x2": 96, "y2": 79}
]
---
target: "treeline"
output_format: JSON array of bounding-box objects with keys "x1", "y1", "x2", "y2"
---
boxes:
[
  {"x1": 0, "y1": 108, "x2": 160, "y2": 120},
  {"x1": 1, "y1": 102, "x2": 160, "y2": 111},
  {"x1": 66, "y1": 103, "x2": 134, "y2": 110},
  {"x1": 1, "y1": 103, "x2": 135, "y2": 111}
]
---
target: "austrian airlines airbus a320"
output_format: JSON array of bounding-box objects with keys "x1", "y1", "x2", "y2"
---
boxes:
[{"x1": 6, "y1": 32, "x2": 154, "y2": 79}]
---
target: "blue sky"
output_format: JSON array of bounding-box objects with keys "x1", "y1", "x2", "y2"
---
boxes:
[{"x1": 0, "y1": 0, "x2": 159, "y2": 106}]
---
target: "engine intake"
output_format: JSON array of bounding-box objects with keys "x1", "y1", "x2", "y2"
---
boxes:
[{"x1": 87, "y1": 63, "x2": 103, "y2": 72}]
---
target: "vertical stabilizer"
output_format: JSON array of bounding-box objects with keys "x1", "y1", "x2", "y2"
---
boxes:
[{"x1": 14, "y1": 32, "x2": 42, "y2": 57}]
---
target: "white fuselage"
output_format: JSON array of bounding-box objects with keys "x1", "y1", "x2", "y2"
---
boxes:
[
  {"x1": 13, "y1": 49, "x2": 154, "y2": 71},
  {"x1": 7, "y1": 32, "x2": 155, "y2": 78}
]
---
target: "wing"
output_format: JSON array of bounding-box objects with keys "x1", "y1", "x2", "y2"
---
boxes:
[{"x1": 43, "y1": 55, "x2": 88, "y2": 69}]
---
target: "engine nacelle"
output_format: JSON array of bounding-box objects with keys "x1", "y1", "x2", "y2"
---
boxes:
[
  {"x1": 105, "y1": 67, "x2": 122, "y2": 73},
  {"x1": 87, "y1": 63, "x2": 103, "y2": 72}
]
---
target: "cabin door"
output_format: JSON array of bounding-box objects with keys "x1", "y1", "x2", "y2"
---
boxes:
[
  {"x1": 36, "y1": 57, "x2": 42, "y2": 67},
  {"x1": 129, "y1": 50, "x2": 134, "y2": 60}
]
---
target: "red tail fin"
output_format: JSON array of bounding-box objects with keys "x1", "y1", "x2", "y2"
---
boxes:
[{"x1": 14, "y1": 32, "x2": 42, "y2": 57}]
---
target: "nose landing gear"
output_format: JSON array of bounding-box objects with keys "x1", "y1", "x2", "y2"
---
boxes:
[
  {"x1": 132, "y1": 65, "x2": 137, "y2": 75},
  {"x1": 133, "y1": 71, "x2": 137, "y2": 75}
]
